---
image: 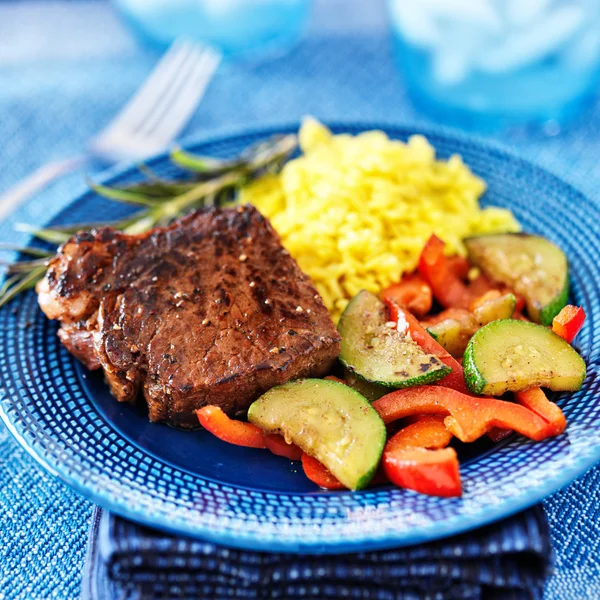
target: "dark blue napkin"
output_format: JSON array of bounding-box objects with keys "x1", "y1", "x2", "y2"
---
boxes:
[{"x1": 81, "y1": 505, "x2": 551, "y2": 600}]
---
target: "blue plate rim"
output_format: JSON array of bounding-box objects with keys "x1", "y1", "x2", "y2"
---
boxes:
[{"x1": 1, "y1": 120, "x2": 598, "y2": 553}]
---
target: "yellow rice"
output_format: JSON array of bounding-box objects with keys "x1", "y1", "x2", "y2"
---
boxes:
[{"x1": 241, "y1": 118, "x2": 520, "y2": 321}]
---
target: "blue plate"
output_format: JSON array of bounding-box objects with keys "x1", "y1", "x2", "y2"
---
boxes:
[{"x1": 1, "y1": 124, "x2": 599, "y2": 554}]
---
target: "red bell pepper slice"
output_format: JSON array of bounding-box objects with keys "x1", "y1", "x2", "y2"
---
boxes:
[
  {"x1": 514, "y1": 387, "x2": 566, "y2": 436},
  {"x1": 383, "y1": 416, "x2": 461, "y2": 497},
  {"x1": 467, "y1": 273, "x2": 496, "y2": 298},
  {"x1": 552, "y1": 305, "x2": 586, "y2": 344},
  {"x1": 418, "y1": 235, "x2": 472, "y2": 309},
  {"x1": 301, "y1": 454, "x2": 388, "y2": 490},
  {"x1": 196, "y1": 406, "x2": 266, "y2": 449},
  {"x1": 301, "y1": 454, "x2": 345, "y2": 490},
  {"x1": 264, "y1": 434, "x2": 303, "y2": 460},
  {"x1": 386, "y1": 415, "x2": 452, "y2": 449},
  {"x1": 372, "y1": 385, "x2": 553, "y2": 443},
  {"x1": 384, "y1": 447, "x2": 461, "y2": 497},
  {"x1": 386, "y1": 301, "x2": 470, "y2": 395},
  {"x1": 446, "y1": 255, "x2": 470, "y2": 280},
  {"x1": 381, "y1": 274, "x2": 432, "y2": 317},
  {"x1": 420, "y1": 307, "x2": 473, "y2": 328}
]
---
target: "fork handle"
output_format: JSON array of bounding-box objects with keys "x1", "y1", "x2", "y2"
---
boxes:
[{"x1": 0, "y1": 156, "x2": 89, "y2": 221}]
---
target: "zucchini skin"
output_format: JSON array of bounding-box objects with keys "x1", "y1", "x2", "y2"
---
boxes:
[
  {"x1": 539, "y1": 275, "x2": 569, "y2": 326},
  {"x1": 463, "y1": 336, "x2": 485, "y2": 395},
  {"x1": 340, "y1": 359, "x2": 452, "y2": 389}
]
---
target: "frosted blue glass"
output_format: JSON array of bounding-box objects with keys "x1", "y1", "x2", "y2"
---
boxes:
[
  {"x1": 113, "y1": 0, "x2": 311, "y2": 60},
  {"x1": 386, "y1": 0, "x2": 600, "y2": 130}
]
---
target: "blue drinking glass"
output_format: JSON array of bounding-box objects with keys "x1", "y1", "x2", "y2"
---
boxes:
[
  {"x1": 386, "y1": 0, "x2": 600, "y2": 130},
  {"x1": 112, "y1": 0, "x2": 312, "y2": 60}
]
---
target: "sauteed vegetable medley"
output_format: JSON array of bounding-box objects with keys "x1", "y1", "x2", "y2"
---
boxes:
[{"x1": 199, "y1": 232, "x2": 586, "y2": 497}]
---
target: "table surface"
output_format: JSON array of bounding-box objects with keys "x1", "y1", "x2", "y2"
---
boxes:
[{"x1": 1, "y1": 1, "x2": 600, "y2": 598}]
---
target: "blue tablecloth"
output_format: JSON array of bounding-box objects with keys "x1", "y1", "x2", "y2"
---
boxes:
[{"x1": 2, "y1": 1, "x2": 600, "y2": 598}]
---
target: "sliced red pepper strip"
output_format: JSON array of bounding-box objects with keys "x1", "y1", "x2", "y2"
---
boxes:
[
  {"x1": 467, "y1": 273, "x2": 496, "y2": 298},
  {"x1": 386, "y1": 415, "x2": 452, "y2": 450},
  {"x1": 383, "y1": 416, "x2": 461, "y2": 497},
  {"x1": 418, "y1": 235, "x2": 472, "y2": 309},
  {"x1": 381, "y1": 274, "x2": 433, "y2": 317},
  {"x1": 446, "y1": 255, "x2": 470, "y2": 280},
  {"x1": 384, "y1": 447, "x2": 461, "y2": 498},
  {"x1": 301, "y1": 454, "x2": 345, "y2": 490},
  {"x1": 264, "y1": 434, "x2": 303, "y2": 460},
  {"x1": 420, "y1": 308, "x2": 473, "y2": 328},
  {"x1": 372, "y1": 385, "x2": 553, "y2": 442},
  {"x1": 552, "y1": 305, "x2": 586, "y2": 344},
  {"x1": 386, "y1": 301, "x2": 470, "y2": 395},
  {"x1": 196, "y1": 406, "x2": 266, "y2": 449},
  {"x1": 301, "y1": 454, "x2": 388, "y2": 490},
  {"x1": 514, "y1": 387, "x2": 566, "y2": 436}
]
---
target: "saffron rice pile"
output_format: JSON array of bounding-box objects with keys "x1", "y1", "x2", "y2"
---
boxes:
[{"x1": 241, "y1": 118, "x2": 519, "y2": 321}]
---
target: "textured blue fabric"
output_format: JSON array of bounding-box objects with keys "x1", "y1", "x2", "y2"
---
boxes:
[
  {"x1": 1, "y1": 1, "x2": 600, "y2": 599},
  {"x1": 81, "y1": 506, "x2": 550, "y2": 600}
]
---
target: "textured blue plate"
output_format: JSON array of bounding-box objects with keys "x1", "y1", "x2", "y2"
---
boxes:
[{"x1": 1, "y1": 124, "x2": 599, "y2": 554}]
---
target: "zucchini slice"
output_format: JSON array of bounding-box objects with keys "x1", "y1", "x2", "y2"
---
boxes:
[
  {"x1": 463, "y1": 319, "x2": 586, "y2": 396},
  {"x1": 427, "y1": 319, "x2": 469, "y2": 358},
  {"x1": 338, "y1": 291, "x2": 451, "y2": 388},
  {"x1": 474, "y1": 293, "x2": 516, "y2": 325},
  {"x1": 465, "y1": 233, "x2": 568, "y2": 325},
  {"x1": 248, "y1": 379, "x2": 386, "y2": 490}
]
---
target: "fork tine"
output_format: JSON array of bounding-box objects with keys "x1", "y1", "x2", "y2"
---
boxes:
[
  {"x1": 98, "y1": 39, "x2": 196, "y2": 139},
  {"x1": 132, "y1": 44, "x2": 208, "y2": 138},
  {"x1": 140, "y1": 49, "x2": 221, "y2": 143},
  {"x1": 149, "y1": 51, "x2": 221, "y2": 144}
]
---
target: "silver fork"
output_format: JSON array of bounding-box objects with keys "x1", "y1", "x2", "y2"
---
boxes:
[{"x1": 0, "y1": 39, "x2": 221, "y2": 221}]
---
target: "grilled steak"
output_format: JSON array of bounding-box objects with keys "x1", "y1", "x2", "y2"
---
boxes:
[{"x1": 37, "y1": 205, "x2": 340, "y2": 427}]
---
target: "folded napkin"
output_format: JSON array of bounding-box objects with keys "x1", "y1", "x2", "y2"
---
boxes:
[{"x1": 81, "y1": 505, "x2": 551, "y2": 600}]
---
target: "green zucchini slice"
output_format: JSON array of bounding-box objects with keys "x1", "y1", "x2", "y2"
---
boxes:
[
  {"x1": 338, "y1": 290, "x2": 451, "y2": 388},
  {"x1": 474, "y1": 293, "x2": 516, "y2": 325},
  {"x1": 465, "y1": 233, "x2": 568, "y2": 325},
  {"x1": 463, "y1": 319, "x2": 586, "y2": 396},
  {"x1": 248, "y1": 379, "x2": 386, "y2": 490}
]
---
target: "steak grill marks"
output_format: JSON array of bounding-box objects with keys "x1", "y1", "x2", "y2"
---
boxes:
[{"x1": 37, "y1": 205, "x2": 340, "y2": 427}]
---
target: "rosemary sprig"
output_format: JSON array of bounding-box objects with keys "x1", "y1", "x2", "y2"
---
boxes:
[
  {"x1": 0, "y1": 133, "x2": 297, "y2": 308},
  {"x1": 87, "y1": 181, "x2": 164, "y2": 206},
  {"x1": 0, "y1": 257, "x2": 51, "y2": 274},
  {"x1": 170, "y1": 147, "x2": 233, "y2": 174},
  {"x1": 0, "y1": 266, "x2": 48, "y2": 307},
  {"x1": 0, "y1": 244, "x2": 54, "y2": 258},
  {"x1": 14, "y1": 224, "x2": 72, "y2": 245}
]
